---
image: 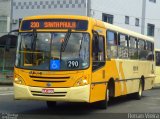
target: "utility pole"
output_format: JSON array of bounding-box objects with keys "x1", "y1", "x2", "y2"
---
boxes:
[
  {"x1": 87, "y1": 0, "x2": 91, "y2": 17},
  {"x1": 141, "y1": 0, "x2": 146, "y2": 35},
  {"x1": 10, "y1": 0, "x2": 13, "y2": 31}
]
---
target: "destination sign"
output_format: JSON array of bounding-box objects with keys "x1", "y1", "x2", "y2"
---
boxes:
[{"x1": 21, "y1": 19, "x2": 88, "y2": 31}]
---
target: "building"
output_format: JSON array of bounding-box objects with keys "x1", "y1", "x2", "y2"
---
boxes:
[
  {"x1": 0, "y1": 0, "x2": 15, "y2": 80},
  {"x1": 145, "y1": 0, "x2": 160, "y2": 49},
  {"x1": 0, "y1": 0, "x2": 11, "y2": 37},
  {"x1": 10, "y1": 0, "x2": 160, "y2": 49}
]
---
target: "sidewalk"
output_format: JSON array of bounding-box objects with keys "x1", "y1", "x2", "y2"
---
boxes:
[
  {"x1": 0, "y1": 86, "x2": 13, "y2": 91},
  {"x1": 0, "y1": 79, "x2": 13, "y2": 91},
  {"x1": 0, "y1": 71, "x2": 13, "y2": 86}
]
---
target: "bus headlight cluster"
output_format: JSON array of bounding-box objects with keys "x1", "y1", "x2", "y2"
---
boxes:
[
  {"x1": 74, "y1": 78, "x2": 88, "y2": 87},
  {"x1": 14, "y1": 75, "x2": 25, "y2": 85}
]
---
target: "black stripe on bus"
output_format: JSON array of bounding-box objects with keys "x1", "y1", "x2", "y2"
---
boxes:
[
  {"x1": 115, "y1": 76, "x2": 155, "y2": 82},
  {"x1": 91, "y1": 81, "x2": 108, "y2": 85},
  {"x1": 30, "y1": 76, "x2": 70, "y2": 79},
  {"x1": 33, "y1": 80, "x2": 66, "y2": 83},
  {"x1": 91, "y1": 76, "x2": 155, "y2": 84}
]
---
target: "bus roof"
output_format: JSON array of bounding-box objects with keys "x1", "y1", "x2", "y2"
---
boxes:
[
  {"x1": 92, "y1": 18, "x2": 154, "y2": 43},
  {"x1": 103, "y1": 22, "x2": 154, "y2": 43}
]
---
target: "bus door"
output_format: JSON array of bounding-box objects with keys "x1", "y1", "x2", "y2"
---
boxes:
[{"x1": 90, "y1": 29, "x2": 107, "y2": 102}]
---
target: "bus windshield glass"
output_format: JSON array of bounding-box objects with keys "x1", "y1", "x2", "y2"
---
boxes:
[{"x1": 15, "y1": 32, "x2": 90, "y2": 71}]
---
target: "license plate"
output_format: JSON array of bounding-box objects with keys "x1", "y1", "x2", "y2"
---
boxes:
[{"x1": 42, "y1": 89, "x2": 54, "y2": 94}]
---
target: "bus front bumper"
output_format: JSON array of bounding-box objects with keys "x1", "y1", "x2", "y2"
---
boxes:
[{"x1": 14, "y1": 83, "x2": 90, "y2": 102}]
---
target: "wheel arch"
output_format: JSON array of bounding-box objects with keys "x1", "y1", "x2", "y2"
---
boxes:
[
  {"x1": 141, "y1": 75, "x2": 145, "y2": 91},
  {"x1": 107, "y1": 78, "x2": 115, "y2": 97}
]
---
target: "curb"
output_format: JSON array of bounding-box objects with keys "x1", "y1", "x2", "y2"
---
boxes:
[{"x1": 0, "y1": 80, "x2": 13, "y2": 86}]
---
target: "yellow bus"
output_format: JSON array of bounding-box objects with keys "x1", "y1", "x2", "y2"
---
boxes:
[
  {"x1": 14, "y1": 15, "x2": 155, "y2": 109},
  {"x1": 154, "y1": 49, "x2": 160, "y2": 86}
]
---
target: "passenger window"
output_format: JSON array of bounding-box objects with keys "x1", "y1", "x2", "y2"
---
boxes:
[
  {"x1": 119, "y1": 34, "x2": 128, "y2": 46},
  {"x1": 156, "y1": 51, "x2": 160, "y2": 66},
  {"x1": 146, "y1": 41, "x2": 154, "y2": 61},
  {"x1": 118, "y1": 34, "x2": 128, "y2": 59},
  {"x1": 98, "y1": 36, "x2": 105, "y2": 61},
  {"x1": 129, "y1": 37, "x2": 136, "y2": 48},
  {"x1": 107, "y1": 30, "x2": 118, "y2": 58},
  {"x1": 129, "y1": 37, "x2": 138, "y2": 59},
  {"x1": 107, "y1": 31, "x2": 117, "y2": 45},
  {"x1": 146, "y1": 41, "x2": 152, "y2": 51},
  {"x1": 138, "y1": 40, "x2": 145, "y2": 50},
  {"x1": 138, "y1": 39, "x2": 146, "y2": 60}
]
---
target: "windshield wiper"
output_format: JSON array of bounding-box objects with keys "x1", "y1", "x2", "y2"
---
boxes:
[
  {"x1": 31, "y1": 29, "x2": 37, "y2": 51},
  {"x1": 79, "y1": 35, "x2": 83, "y2": 57},
  {"x1": 60, "y1": 29, "x2": 71, "y2": 52},
  {"x1": 31, "y1": 29, "x2": 37, "y2": 64},
  {"x1": 59, "y1": 29, "x2": 71, "y2": 64}
]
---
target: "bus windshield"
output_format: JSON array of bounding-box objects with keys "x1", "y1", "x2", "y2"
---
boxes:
[{"x1": 15, "y1": 32, "x2": 90, "y2": 71}]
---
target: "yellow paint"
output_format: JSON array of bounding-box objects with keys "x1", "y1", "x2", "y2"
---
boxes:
[
  {"x1": 90, "y1": 84, "x2": 106, "y2": 103},
  {"x1": 105, "y1": 60, "x2": 121, "y2": 97},
  {"x1": 119, "y1": 61, "x2": 127, "y2": 95}
]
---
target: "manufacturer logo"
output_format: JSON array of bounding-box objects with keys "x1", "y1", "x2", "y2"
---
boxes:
[{"x1": 47, "y1": 83, "x2": 52, "y2": 87}]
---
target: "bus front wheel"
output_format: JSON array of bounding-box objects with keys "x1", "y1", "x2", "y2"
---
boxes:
[{"x1": 46, "y1": 101, "x2": 56, "y2": 108}]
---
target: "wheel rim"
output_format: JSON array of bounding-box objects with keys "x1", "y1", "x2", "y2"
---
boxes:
[
  {"x1": 107, "y1": 89, "x2": 109, "y2": 101},
  {"x1": 139, "y1": 83, "x2": 142, "y2": 96}
]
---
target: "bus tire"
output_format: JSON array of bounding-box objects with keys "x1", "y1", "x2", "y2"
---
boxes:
[
  {"x1": 46, "y1": 101, "x2": 56, "y2": 108},
  {"x1": 133, "y1": 79, "x2": 143, "y2": 100}
]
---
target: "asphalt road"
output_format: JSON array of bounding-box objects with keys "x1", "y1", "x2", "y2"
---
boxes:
[{"x1": 0, "y1": 88, "x2": 160, "y2": 119}]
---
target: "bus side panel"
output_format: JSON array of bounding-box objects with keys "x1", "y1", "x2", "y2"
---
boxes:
[
  {"x1": 105, "y1": 60, "x2": 124, "y2": 97},
  {"x1": 144, "y1": 77, "x2": 154, "y2": 90},
  {"x1": 138, "y1": 61, "x2": 154, "y2": 90},
  {"x1": 117, "y1": 60, "x2": 140, "y2": 94},
  {"x1": 118, "y1": 60, "x2": 154, "y2": 94},
  {"x1": 90, "y1": 83, "x2": 106, "y2": 103}
]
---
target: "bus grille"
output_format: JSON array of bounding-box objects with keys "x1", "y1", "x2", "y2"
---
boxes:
[
  {"x1": 30, "y1": 91, "x2": 67, "y2": 97},
  {"x1": 30, "y1": 76, "x2": 70, "y2": 83}
]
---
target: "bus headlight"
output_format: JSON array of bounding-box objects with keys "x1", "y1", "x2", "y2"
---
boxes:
[
  {"x1": 14, "y1": 75, "x2": 25, "y2": 85},
  {"x1": 74, "y1": 78, "x2": 88, "y2": 87}
]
